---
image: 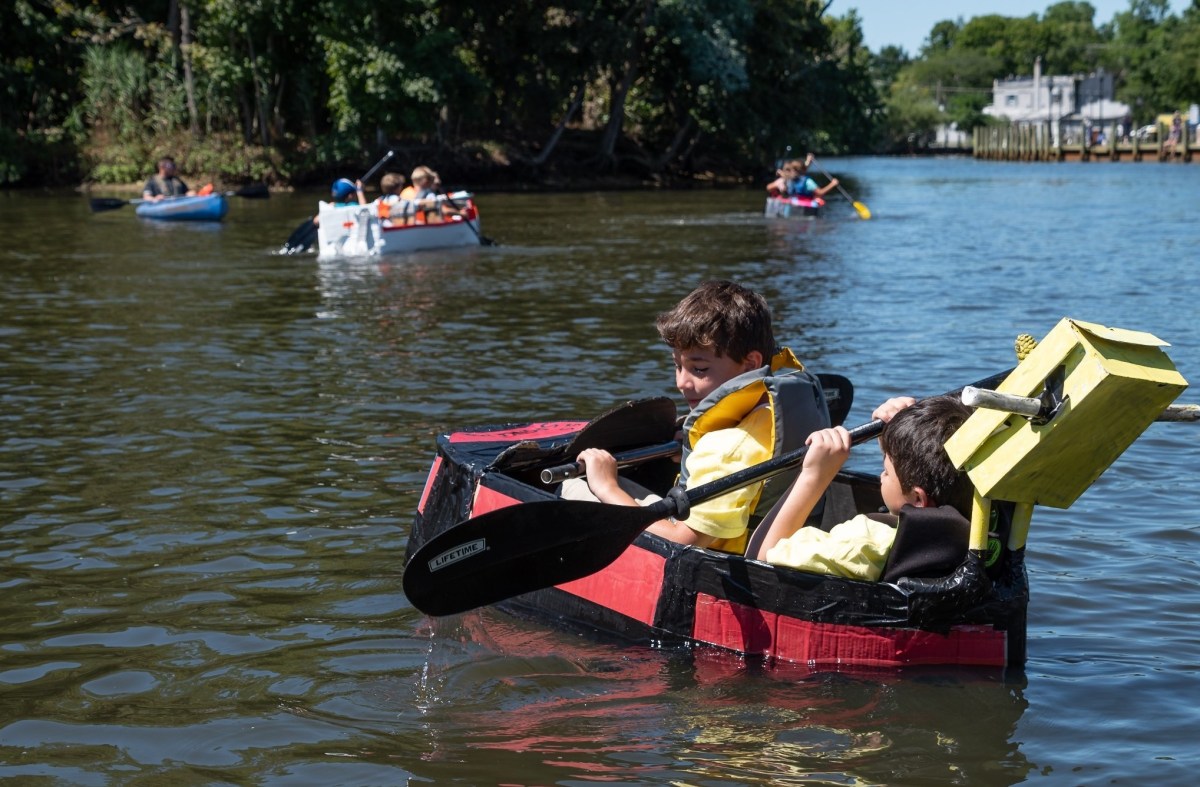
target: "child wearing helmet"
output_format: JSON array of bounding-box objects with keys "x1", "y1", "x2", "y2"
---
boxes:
[{"x1": 330, "y1": 178, "x2": 367, "y2": 206}]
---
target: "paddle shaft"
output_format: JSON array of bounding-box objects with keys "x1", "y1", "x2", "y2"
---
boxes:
[
  {"x1": 810, "y1": 156, "x2": 866, "y2": 213},
  {"x1": 437, "y1": 190, "x2": 494, "y2": 246},
  {"x1": 361, "y1": 150, "x2": 395, "y2": 185},
  {"x1": 652, "y1": 367, "x2": 1012, "y2": 521},
  {"x1": 91, "y1": 184, "x2": 264, "y2": 212},
  {"x1": 541, "y1": 441, "x2": 681, "y2": 484},
  {"x1": 649, "y1": 420, "x2": 882, "y2": 523},
  {"x1": 964, "y1": 385, "x2": 1200, "y2": 423}
]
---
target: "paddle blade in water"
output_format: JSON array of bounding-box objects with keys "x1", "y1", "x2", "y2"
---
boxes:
[
  {"x1": 402, "y1": 499, "x2": 665, "y2": 616},
  {"x1": 89, "y1": 198, "x2": 129, "y2": 213},
  {"x1": 853, "y1": 201, "x2": 872, "y2": 220},
  {"x1": 281, "y1": 217, "x2": 318, "y2": 254},
  {"x1": 235, "y1": 183, "x2": 270, "y2": 199}
]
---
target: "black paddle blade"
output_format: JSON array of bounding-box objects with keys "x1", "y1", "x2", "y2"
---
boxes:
[
  {"x1": 89, "y1": 198, "x2": 128, "y2": 213},
  {"x1": 817, "y1": 373, "x2": 854, "y2": 428},
  {"x1": 403, "y1": 499, "x2": 668, "y2": 616},
  {"x1": 235, "y1": 183, "x2": 270, "y2": 199},
  {"x1": 281, "y1": 217, "x2": 318, "y2": 254}
]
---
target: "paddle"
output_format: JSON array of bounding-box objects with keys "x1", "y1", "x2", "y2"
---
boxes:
[
  {"x1": 437, "y1": 190, "x2": 497, "y2": 246},
  {"x1": 402, "y1": 368, "x2": 1013, "y2": 616},
  {"x1": 280, "y1": 216, "x2": 320, "y2": 256},
  {"x1": 89, "y1": 183, "x2": 269, "y2": 213},
  {"x1": 963, "y1": 386, "x2": 1200, "y2": 423},
  {"x1": 809, "y1": 156, "x2": 871, "y2": 220},
  {"x1": 279, "y1": 150, "x2": 395, "y2": 254},
  {"x1": 540, "y1": 441, "x2": 681, "y2": 485},
  {"x1": 360, "y1": 149, "x2": 396, "y2": 186}
]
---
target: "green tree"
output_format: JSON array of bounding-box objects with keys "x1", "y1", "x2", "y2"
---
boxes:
[{"x1": 1109, "y1": 0, "x2": 1190, "y2": 123}]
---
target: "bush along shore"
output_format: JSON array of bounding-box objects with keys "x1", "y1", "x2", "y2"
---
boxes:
[{"x1": 69, "y1": 130, "x2": 770, "y2": 195}]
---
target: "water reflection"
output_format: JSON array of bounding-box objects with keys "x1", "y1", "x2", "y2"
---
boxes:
[{"x1": 408, "y1": 611, "x2": 1031, "y2": 784}]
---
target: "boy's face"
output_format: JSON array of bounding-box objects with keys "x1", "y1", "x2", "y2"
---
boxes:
[
  {"x1": 880, "y1": 453, "x2": 921, "y2": 513},
  {"x1": 672, "y1": 346, "x2": 759, "y2": 410}
]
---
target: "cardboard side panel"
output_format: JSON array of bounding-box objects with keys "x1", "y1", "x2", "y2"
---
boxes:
[
  {"x1": 557, "y1": 547, "x2": 666, "y2": 626},
  {"x1": 416, "y1": 455, "x2": 443, "y2": 515},
  {"x1": 693, "y1": 593, "x2": 1008, "y2": 667},
  {"x1": 473, "y1": 484, "x2": 524, "y2": 515},
  {"x1": 448, "y1": 421, "x2": 586, "y2": 443},
  {"x1": 692, "y1": 593, "x2": 775, "y2": 656}
]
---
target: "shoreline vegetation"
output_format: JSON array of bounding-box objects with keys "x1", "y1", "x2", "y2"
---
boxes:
[{"x1": 6, "y1": 2, "x2": 1197, "y2": 192}]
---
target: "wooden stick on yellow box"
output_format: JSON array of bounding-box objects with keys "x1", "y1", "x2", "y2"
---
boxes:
[{"x1": 946, "y1": 318, "x2": 1187, "y2": 511}]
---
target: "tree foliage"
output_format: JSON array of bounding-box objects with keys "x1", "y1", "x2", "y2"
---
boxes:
[
  {"x1": 878, "y1": 0, "x2": 1200, "y2": 152},
  {"x1": 5, "y1": 0, "x2": 1198, "y2": 184},
  {"x1": 2, "y1": 0, "x2": 889, "y2": 185}
]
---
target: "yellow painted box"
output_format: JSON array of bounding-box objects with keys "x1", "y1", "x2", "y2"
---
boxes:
[{"x1": 945, "y1": 318, "x2": 1187, "y2": 508}]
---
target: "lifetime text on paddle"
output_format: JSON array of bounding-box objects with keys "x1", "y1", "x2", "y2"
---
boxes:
[{"x1": 428, "y1": 539, "x2": 488, "y2": 572}]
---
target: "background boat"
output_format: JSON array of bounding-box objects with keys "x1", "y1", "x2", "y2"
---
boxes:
[
  {"x1": 134, "y1": 193, "x2": 229, "y2": 221},
  {"x1": 315, "y1": 192, "x2": 483, "y2": 258},
  {"x1": 765, "y1": 194, "x2": 824, "y2": 218}
]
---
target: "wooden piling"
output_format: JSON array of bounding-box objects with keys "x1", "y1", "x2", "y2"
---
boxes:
[{"x1": 973, "y1": 120, "x2": 1197, "y2": 163}]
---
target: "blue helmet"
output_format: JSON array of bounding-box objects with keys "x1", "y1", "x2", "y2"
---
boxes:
[{"x1": 331, "y1": 178, "x2": 356, "y2": 201}]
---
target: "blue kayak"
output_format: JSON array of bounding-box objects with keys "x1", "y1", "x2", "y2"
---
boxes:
[{"x1": 135, "y1": 194, "x2": 228, "y2": 221}]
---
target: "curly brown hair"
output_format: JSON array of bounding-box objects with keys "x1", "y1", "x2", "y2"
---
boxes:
[{"x1": 654, "y1": 280, "x2": 775, "y2": 363}]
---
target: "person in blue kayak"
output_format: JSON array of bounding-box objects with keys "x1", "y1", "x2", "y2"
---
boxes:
[
  {"x1": 563, "y1": 280, "x2": 831, "y2": 552},
  {"x1": 766, "y1": 154, "x2": 839, "y2": 199},
  {"x1": 142, "y1": 157, "x2": 195, "y2": 202}
]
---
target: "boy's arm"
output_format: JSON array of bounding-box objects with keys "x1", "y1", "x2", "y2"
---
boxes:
[
  {"x1": 574, "y1": 448, "x2": 696, "y2": 542},
  {"x1": 644, "y1": 514, "x2": 714, "y2": 547},
  {"x1": 814, "y1": 177, "x2": 838, "y2": 197},
  {"x1": 753, "y1": 427, "x2": 852, "y2": 561}
]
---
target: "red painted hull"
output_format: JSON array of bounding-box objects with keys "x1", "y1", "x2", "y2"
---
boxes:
[
  {"x1": 406, "y1": 418, "x2": 1028, "y2": 671},
  {"x1": 765, "y1": 195, "x2": 824, "y2": 218}
]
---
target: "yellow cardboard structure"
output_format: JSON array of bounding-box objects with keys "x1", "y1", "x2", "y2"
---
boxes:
[{"x1": 946, "y1": 318, "x2": 1187, "y2": 512}]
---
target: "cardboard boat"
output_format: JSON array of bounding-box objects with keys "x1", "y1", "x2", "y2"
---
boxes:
[
  {"x1": 765, "y1": 195, "x2": 824, "y2": 218},
  {"x1": 316, "y1": 192, "x2": 481, "y2": 258},
  {"x1": 403, "y1": 320, "x2": 1186, "y2": 671}
]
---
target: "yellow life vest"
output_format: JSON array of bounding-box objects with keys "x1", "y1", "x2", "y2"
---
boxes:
[{"x1": 679, "y1": 347, "x2": 831, "y2": 552}]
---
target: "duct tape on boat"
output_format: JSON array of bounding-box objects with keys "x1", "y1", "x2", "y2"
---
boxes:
[{"x1": 428, "y1": 539, "x2": 487, "y2": 572}]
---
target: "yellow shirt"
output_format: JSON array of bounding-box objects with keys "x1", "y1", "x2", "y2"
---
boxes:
[
  {"x1": 682, "y1": 405, "x2": 773, "y2": 541},
  {"x1": 764, "y1": 514, "x2": 897, "y2": 581}
]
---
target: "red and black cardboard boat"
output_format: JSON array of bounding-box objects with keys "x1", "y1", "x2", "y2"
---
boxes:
[
  {"x1": 404, "y1": 319, "x2": 1190, "y2": 672},
  {"x1": 403, "y1": 374, "x2": 1029, "y2": 671}
]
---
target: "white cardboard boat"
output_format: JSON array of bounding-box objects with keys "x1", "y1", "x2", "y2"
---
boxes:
[{"x1": 316, "y1": 192, "x2": 482, "y2": 258}]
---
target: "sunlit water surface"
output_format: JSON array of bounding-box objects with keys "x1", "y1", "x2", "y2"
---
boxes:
[{"x1": 2, "y1": 157, "x2": 1199, "y2": 784}]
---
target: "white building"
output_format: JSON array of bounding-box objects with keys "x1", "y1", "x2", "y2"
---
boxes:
[{"x1": 982, "y1": 58, "x2": 1130, "y2": 128}]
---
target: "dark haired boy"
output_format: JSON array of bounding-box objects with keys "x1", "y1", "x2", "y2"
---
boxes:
[
  {"x1": 567, "y1": 280, "x2": 829, "y2": 549},
  {"x1": 752, "y1": 394, "x2": 973, "y2": 579}
]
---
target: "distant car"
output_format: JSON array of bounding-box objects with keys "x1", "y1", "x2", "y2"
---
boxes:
[{"x1": 1134, "y1": 124, "x2": 1158, "y2": 141}]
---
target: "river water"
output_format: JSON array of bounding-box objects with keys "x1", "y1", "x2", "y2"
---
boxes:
[{"x1": 2, "y1": 158, "x2": 1198, "y2": 785}]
